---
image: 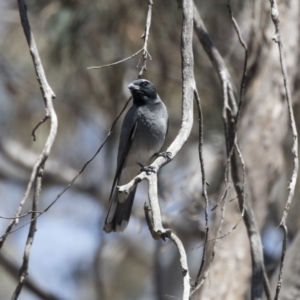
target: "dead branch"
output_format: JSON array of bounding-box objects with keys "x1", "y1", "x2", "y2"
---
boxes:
[
  {"x1": 117, "y1": 0, "x2": 196, "y2": 298},
  {"x1": 193, "y1": 88, "x2": 209, "y2": 288},
  {"x1": 87, "y1": 0, "x2": 153, "y2": 76},
  {"x1": 268, "y1": 1, "x2": 299, "y2": 299},
  {"x1": 4, "y1": 0, "x2": 58, "y2": 299},
  {"x1": 137, "y1": 0, "x2": 153, "y2": 77},
  {"x1": 192, "y1": 2, "x2": 268, "y2": 298},
  {"x1": 87, "y1": 48, "x2": 143, "y2": 70}
]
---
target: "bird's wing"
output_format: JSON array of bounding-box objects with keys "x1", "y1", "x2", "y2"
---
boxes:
[{"x1": 109, "y1": 106, "x2": 138, "y2": 201}]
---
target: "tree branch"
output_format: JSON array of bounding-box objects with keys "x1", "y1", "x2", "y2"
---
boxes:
[
  {"x1": 193, "y1": 88, "x2": 209, "y2": 288},
  {"x1": 87, "y1": 0, "x2": 153, "y2": 76},
  {"x1": 117, "y1": 0, "x2": 195, "y2": 298},
  {"x1": 268, "y1": 1, "x2": 299, "y2": 299},
  {"x1": 192, "y1": 3, "x2": 268, "y2": 299},
  {"x1": 137, "y1": 0, "x2": 153, "y2": 77},
  {"x1": 0, "y1": 1, "x2": 58, "y2": 298},
  {"x1": 87, "y1": 48, "x2": 143, "y2": 70}
]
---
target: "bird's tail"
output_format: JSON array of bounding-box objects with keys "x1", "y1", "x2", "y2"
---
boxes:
[{"x1": 103, "y1": 187, "x2": 137, "y2": 233}]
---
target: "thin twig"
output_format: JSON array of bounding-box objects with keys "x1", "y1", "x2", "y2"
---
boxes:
[
  {"x1": 193, "y1": 88, "x2": 209, "y2": 288},
  {"x1": 87, "y1": 0, "x2": 153, "y2": 75},
  {"x1": 227, "y1": 0, "x2": 248, "y2": 130},
  {"x1": 87, "y1": 49, "x2": 143, "y2": 70},
  {"x1": 0, "y1": 212, "x2": 32, "y2": 220},
  {"x1": 211, "y1": 184, "x2": 230, "y2": 211},
  {"x1": 42, "y1": 98, "x2": 132, "y2": 214},
  {"x1": 268, "y1": 1, "x2": 298, "y2": 299},
  {"x1": 264, "y1": 268, "x2": 272, "y2": 300},
  {"x1": 194, "y1": 215, "x2": 243, "y2": 252},
  {"x1": 31, "y1": 114, "x2": 49, "y2": 141},
  {"x1": 137, "y1": 0, "x2": 153, "y2": 77},
  {"x1": 191, "y1": 190, "x2": 227, "y2": 296},
  {"x1": 12, "y1": 173, "x2": 42, "y2": 299}
]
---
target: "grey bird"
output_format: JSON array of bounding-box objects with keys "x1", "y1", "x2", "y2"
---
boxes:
[{"x1": 104, "y1": 79, "x2": 168, "y2": 233}]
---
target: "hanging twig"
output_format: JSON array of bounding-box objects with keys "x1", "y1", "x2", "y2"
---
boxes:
[
  {"x1": 193, "y1": 88, "x2": 209, "y2": 288},
  {"x1": 191, "y1": 189, "x2": 227, "y2": 296},
  {"x1": 192, "y1": 3, "x2": 268, "y2": 298},
  {"x1": 268, "y1": 1, "x2": 299, "y2": 299},
  {"x1": 87, "y1": 0, "x2": 153, "y2": 77},
  {"x1": 87, "y1": 49, "x2": 143, "y2": 70},
  {"x1": 31, "y1": 114, "x2": 49, "y2": 141}
]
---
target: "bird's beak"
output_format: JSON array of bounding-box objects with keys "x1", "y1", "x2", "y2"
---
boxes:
[{"x1": 128, "y1": 83, "x2": 140, "y2": 91}]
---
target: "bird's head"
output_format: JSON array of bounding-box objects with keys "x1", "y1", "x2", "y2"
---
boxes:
[{"x1": 128, "y1": 79, "x2": 158, "y2": 105}]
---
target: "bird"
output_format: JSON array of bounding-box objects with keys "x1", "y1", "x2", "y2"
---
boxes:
[{"x1": 104, "y1": 79, "x2": 169, "y2": 233}]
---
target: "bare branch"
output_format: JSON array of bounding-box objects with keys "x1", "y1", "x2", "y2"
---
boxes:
[
  {"x1": 117, "y1": 0, "x2": 195, "y2": 298},
  {"x1": 193, "y1": 88, "x2": 209, "y2": 288},
  {"x1": 229, "y1": 3, "x2": 272, "y2": 298},
  {"x1": 1, "y1": 1, "x2": 58, "y2": 298},
  {"x1": 118, "y1": 0, "x2": 195, "y2": 190},
  {"x1": 227, "y1": 3, "x2": 266, "y2": 299},
  {"x1": 144, "y1": 202, "x2": 190, "y2": 299},
  {"x1": 87, "y1": 0, "x2": 153, "y2": 75},
  {"x1": 193, "y1": 3, "x2": 268, "y2": 298},
  {"x1": 169, "y1": 232, "x2": 190, "y2": 299},
  {"x1": 0, "y1": 0, "x2": 57, "y2": 252},
  {"x1": 193, "y1": 3, "x2": 237, "y2": 115},
  {"x1": 137, "y1": 0, "x2": 153, "y2": 77},
  {"x1": 12, "y1": 174, "x2": 42, "y2": 299},
  {"x1": 227, "y1": 0, "x2": 248, "y2": 128},
  {"x1": 191, "y1": 190, "x2": 227, "y2": 296},
  {"x1": 268, "y1": 1, "x2": 299, "y2": 299}
]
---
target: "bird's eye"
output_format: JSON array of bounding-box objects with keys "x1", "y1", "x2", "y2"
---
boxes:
[{"x1": 142, "y1": 81, "x2": 149, "y2": 87}]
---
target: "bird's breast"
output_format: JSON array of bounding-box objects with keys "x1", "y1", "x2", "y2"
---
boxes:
[{"x1": 125, "y1": 104, "x2": 167, "y2": 166}]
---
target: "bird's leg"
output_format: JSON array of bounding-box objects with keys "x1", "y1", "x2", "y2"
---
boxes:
[
  {"x1": 138, "y1": 162, "x2": 156, "y2": 175},
  {"x1": 155, "y1": 151, "x2": 172, "y2": 162}
]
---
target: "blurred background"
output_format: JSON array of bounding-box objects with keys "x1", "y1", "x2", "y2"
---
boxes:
[{"x1": 0, "y1": 0, "x2": 299, "y2": 299}]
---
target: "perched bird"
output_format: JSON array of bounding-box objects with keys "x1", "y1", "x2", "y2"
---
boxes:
[{"x1": 104, "y1": 79, "x2": 168, "y2": 233}]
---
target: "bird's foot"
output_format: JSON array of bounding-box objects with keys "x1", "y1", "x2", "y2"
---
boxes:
[
  {"x1": 159, "y1": 229, "x2": 172, "y2": 241},
  {"x1": 156, "y1": 151, "x2": 172, "y2": 162},
  {"x1": 138, "y1": 163, "x2": 156, "y2": 175}
]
